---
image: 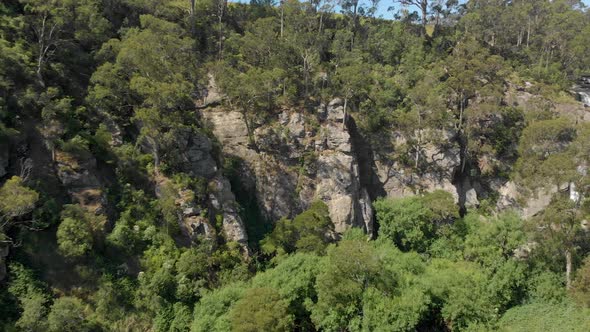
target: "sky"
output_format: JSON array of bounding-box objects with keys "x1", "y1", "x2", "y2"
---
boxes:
[{"x1": 233, "y1": 0, "x2": 590, "y2": 21}]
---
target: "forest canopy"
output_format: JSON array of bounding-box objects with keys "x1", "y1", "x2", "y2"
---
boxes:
[{"x1": 1, "y1": 0, "x2": 590, "y2": 331}]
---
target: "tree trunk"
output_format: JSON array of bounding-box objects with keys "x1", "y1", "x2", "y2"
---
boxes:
[
  {"x1": 36, "y1": 14, "x2": 48, "y2": 88},
  {"x1": 217, "y1": 0, "x2": 226, "y2": 61},
  {"x1": 415, "y1": 112, "x2": 422, "y2": 169},
  {"x1": 566, "y1": 249, "x2": 572, "y2": 289},
  {"x1": 147, "y1": 136, "x2": 160, "y2": 176},
  {"x1": 318, "y1": 11, "x2": 324, "y2": 35},
  {"x1": 342, "y1": 97, "x2": 348, "y2": 131},
  {"x1": 189, "y1": 0, "x2": 196, "y2": 37},
  {"x1": 526, "y1": 18, "x2": 531, "y2": 48},
  {"x1": 421, "y1": 2, "x2": 428, "y2": 35},
  {"x1": 280, "y1": 1, "x2": 284, "y2": 39},
  {"x1": 36, "y1": 55, "x2": 46, "y2": 88}
]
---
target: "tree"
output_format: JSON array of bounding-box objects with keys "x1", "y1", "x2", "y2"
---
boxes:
[
  {"x1": 463, "y1": 212, "x2": 526, "y2": 268},
  {"x1": 8, "y1": 263, "x2": 50, "y2": 332},
  {"x1": 88, "y1": 14, "x2": 199, "y2": 174},
  {"x1": 0, "y1": 176, "x2": 40, "y2": 246},
  {"x1": 515, "y1": 117, "x2": 577, "y2": 189},
  {"x1": 311, "y1": 231, "x2": 383, "y2": 331},
  {"x1": 229, "y1": 287, "x2": 294, "y2": 332},
  {"x1": 56, "y1": 204, "x2": 105, "y2": 258},
  {"x1": 530, "y1": 196, "x2": 587, "y2": 288},
  {"x1": 332, "y1": 57, "x2": 371, "y2": 129},
  {"x1": 571, "y1": 256, "x2": 590, "y2": 308},
  {"x1": 216, "y1": 65, "x2": 284, "y2": 145},
  {"x1": 19, "y1": 0, "x2": 110, "y2": 87},
  {"x1": 394, "y1": 0, "x2": 429, "y2": 33},
  {"x1": 47, "y1": 297, "x2": 92, "y2": 332},
  {"x1": 0, "y1": 176, "x2": 39, "y2": 221},
  {"x1": 261, "y1": 201, "x2": 333, "y2": 258},
  {"x1": 374, "y1": 190, "x2": 457, "y2": 252},
  {"x1": 251, "y1": 253, "x2": 322, "y2": 330},
  {"x1": 191, "y1": 282, "x2": 246, "y2": 331}
]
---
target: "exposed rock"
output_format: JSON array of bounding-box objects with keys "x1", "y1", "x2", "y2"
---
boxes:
[
  {"x1": 464, "y1": 187, "x2": 479, "y2": 209},
  {"x1": 522, "y1": 189, "x2": 556, "y2": 218},
  {"x1": 513, "y1": 242, "x2": 537, "y2": 260},
  {"x1": 103, "y1": 116, "x2": 123, "y2": 147},
  {"x1": 181, "y1": 215, "x2": 213, "y2": 243},
  {"x1": 287, "y1": 112, "x2": 306, "y2": 139},
  {"x1": 324, "y1": 122, "x2": 352, "y2": 153},
  {"x1": 316, "y1": 103, "x2": 327, "y2": 121},
  {"x1": 54, "y1": 150, "x2": 106, "y2": 214},
  {"x1": 155, "y1": 164, "x2": 247, "y2": 250},
  {"x1": 202, "y1": 99, "x2": 374, "y2": 236},
  {"x1": 197, "y1": 73, "x2": 223, "y2": 107},
  {"x1": 373, "y1": 130, "x2": 461, "y2": 202},
  {"x1": 174, "y1": 128, "x2": 217, "y2": 179},
  {"x1": 496, "y1": 180, "x2": 557, "y2": 218},
  {"x1": 208, "y1": 175, "x2": 248, "y2": 247},
  {"x1": 327, "y1": 98, "x2": 345, "y2": 122},
  {"x1": 496, "y1": 181, "x2": 520, "y2": 211},
  {"x1": 201, "y1": 108, "x2": 251, "y2": 156}
]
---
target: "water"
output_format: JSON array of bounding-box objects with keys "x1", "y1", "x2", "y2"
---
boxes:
[{"x1": 579, "y1": 91, "x2": 590, "y2": 106}]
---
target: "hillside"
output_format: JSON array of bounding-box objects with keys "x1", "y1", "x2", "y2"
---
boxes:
[{"x1": 1, "y1": 0, "x2": 590, "y2": 331}]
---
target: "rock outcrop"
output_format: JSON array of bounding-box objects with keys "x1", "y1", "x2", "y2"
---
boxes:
[
  {"x1": 371, "y1": 129, "x2": 461, "y2": 203},
  {"x1": 171, "y1": 128, "x2": 218, "y2": 179},
  {"x1": 154, "y1": 127, "x2": 249, "y2": 249},
  {"x1": 202, "y1": 98, "x2": 374, "y2": 235},
  {"x1": 208, "y1": 175, "x2": 249, "y2": 247},
  {"x1": 54, "y1": 150, "x2": 107, "y2": 214}
]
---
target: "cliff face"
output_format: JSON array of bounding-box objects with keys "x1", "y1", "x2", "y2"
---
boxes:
[
  {"x1": 202, "y1": 98, "x2": 374, "y2": 235},
  {"x1": 146, "y1": 126, "x2": 248, "y2": 249},
  {"x1": 2, "y1": 80, "x2": 588, "y2": 272},
  {"x1": 200, "y1": 81, "x2": 590, "y2": 236}
]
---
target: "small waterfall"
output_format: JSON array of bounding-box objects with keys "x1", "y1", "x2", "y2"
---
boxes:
[{"x1": 580, "y1": 91, "x2": 590, "y2": 106}]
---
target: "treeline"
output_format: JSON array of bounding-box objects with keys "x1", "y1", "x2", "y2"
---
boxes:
[{"x1": 0, "y1": 0, "x2": 590, "y2": 331}]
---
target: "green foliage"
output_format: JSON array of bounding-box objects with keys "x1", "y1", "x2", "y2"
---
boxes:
[
  {"x1": 463, "y1": 212, "x2": 526, "y2": 268},
  {"x1": 261, "y1": 201, "x2": 333, "y2": 258},
  {"x1": 7, "y1": 263, "x2": 50, "y2": 332},
  {"x1": 515, "y1": 117, "x2": 577, "y2": 187},
  {"x1": 527, "y1": 271, "x2": 566, "y2": 304},
  {"x1": 0, "y1": 176, "x2": 39, "y2": 219},
  {"x1": 498, "y1": 301, "x2": 590, "y2": 332},
  {"x1": 374, "y1": 190, "x2": 458, "y2": 252},
  {"x1": 191, "y1": 282, "x2": 246, "y2": 332},
  {"x1": 47, "y1": 297, "x2": 93, "y2": 332},
  {"x1": 229, "y1": 287, "x2": 294, "y2": 332},
  {"x1": 1, "y1": 1, "x2": 590, "y2": 331},
  {"x1": 56, "y1": 204, "x2": 106, "y2": 258},
  {"x1": 251, "y1": 253, "x2": 321, "y2": 329},
  {"x1": 571, "y1": 257, "x2": 590, "y2": 308}
]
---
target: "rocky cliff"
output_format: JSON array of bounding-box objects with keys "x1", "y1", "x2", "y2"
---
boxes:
[
  {"x1": 200, "y1": 80, "x2": 590, "y2": 237},
  {"x1": 202, "y1": 98, "x2": 373, "y2": 235}
]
